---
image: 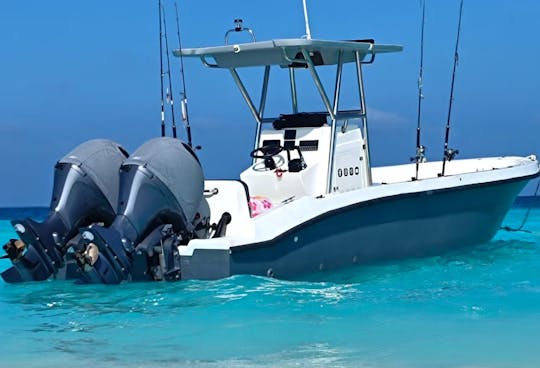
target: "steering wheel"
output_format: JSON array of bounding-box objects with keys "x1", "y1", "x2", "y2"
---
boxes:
[
  {"x1": 250, "y1": 145, "x2": 284, "y2": 159},
  {"x1": 250, "y1": 145, "x2": 284, "y2": 171}
]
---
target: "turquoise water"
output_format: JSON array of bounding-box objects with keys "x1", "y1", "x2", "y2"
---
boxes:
[{"x1": 1, "y1": 200, "x2": 539, "y2": 367}]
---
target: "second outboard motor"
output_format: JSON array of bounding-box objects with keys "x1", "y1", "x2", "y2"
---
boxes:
[
  {"x1": 76, "y1": 137, "x2": 204, "y2": 284},
  {"x1": 1, "y1": 140, "x2": 128, "y2": 283}
]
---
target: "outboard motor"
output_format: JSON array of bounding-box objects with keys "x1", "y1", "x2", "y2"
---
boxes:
[
  {"x1": 76, "y1": 137, "x2": 205, "y2": 284},
  {"x1": 1, "y1": 140, "x2": 128, "y2": 283}
]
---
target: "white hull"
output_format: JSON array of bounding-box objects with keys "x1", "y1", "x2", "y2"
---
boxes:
[{"x1": 180, "y1": 156, "x2": 539, "y2": 280}]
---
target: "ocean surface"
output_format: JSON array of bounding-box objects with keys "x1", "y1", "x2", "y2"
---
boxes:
[{"x1": 0, "y1": 198, "x2": 539, "y2": 368}]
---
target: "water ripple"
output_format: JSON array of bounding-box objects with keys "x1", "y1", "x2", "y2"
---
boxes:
[{"x1": 0, "y1": 209, "x2": 540, "y2": 367}]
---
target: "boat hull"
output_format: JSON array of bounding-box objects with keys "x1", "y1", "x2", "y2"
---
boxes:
[{"x1": 181, "y1": 175, "x2": 532, "y2": 280}]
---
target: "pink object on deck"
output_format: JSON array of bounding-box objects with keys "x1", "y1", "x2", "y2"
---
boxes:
[{"x1": 249, "y1": 196, "x2": 273, "y2": 217}]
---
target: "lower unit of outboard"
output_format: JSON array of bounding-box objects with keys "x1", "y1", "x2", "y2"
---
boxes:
[
  {"x1": 75, "y1": 137, "x2": 206, "y2": 284},
  {"x1": 1, "y1": 140, "x2": 128, "y2": 283}
]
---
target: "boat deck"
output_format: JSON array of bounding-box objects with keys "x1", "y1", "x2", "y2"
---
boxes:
[{"x1": 372, "y1": 156, "x2": 538, "y2": 184}]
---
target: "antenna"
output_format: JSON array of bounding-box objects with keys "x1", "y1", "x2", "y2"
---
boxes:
[
  {"x1": 224, "y1": 19, "x2": 256, "y2": 45},
  {"x1": 174, "y1": 2, "x2": 193, "y2": 147},
  {"x1": 302, "y1": 0, "x2": 312, "y2": 39},
  {"x1": 412, "y1": 0, "x2": 427, "y2": 180},
  {"x1": 440, "y1": 0, "x2": 464, "y2": 176},
  {"x1": 158, "y1": 0, "x2": 166, "y2": 137},
  {"x1": 161, "y1": 2, "x2": 178, "y2": 139}
]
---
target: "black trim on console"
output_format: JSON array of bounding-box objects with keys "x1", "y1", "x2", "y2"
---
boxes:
[
  {"x1": 273, "y1": 113, "x2": 327, "y2": 130},
  {"x1": 261, "y1": 140, "x2": 281, "y2": 148},
  {"x1": 284, "y1": 130, "x2": 297, "y2": 140},
  {"x1": 299, "y1": 140, "x2": 319, "y2": 151},
  {"x1": 284, "y1": 141, "x2": 296, "y2": 150}
]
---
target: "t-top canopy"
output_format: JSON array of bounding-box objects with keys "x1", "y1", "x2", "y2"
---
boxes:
[{"x1": 174, "y1": 38, "x2": 402, "y2": 68}]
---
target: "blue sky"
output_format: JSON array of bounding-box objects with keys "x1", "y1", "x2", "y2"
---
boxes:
[{"x1": 0, "y1": 0, "x2": 538, "y2": 206}]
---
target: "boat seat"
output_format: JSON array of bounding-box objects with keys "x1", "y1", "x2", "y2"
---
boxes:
[{"x1": 272, "y1": 112, "x2": 327, "y2": 130}]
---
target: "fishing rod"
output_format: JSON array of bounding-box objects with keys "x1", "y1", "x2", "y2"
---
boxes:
[
  {"x1": 413, "y1": 0, "x2": 426, "y2": 180},
  {"x1": 158, "y1": 0, "x2": 166, "y2": 137},
  {"x1": 440, "y1": 0, "x2": 464, "y2": 176},
  {"x1": 174, "y1": 2, "x2": 193, "y2": 147},
  {"x1": 161, "y1": 2, "x2": 178, "y2": 139}
]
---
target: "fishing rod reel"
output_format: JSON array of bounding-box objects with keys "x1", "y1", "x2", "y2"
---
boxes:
[
  {"x1": 410, "y1": 145, "x2": 427, "y2": 163},
  {"x1": 444, "y1": 148, "x2": 459, "y2": 161},
  {"x1": 1, "y1": 140, "x2": 128, "y2": 283},
  {"x1": 74, "y1": 137, "x2": 207, "y2": 284}
]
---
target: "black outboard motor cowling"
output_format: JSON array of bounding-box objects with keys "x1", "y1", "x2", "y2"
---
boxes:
[
  {"x1": 76, "y1": 137, "x2": 204, "y2": 284},
  {"x1": 1, "y1": 140, "x2": 128, "y2": 283}
]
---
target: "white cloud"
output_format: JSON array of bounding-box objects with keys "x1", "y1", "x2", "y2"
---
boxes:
[{"x1": 366, "y1": 106, "x2": 407, "y2": 126}]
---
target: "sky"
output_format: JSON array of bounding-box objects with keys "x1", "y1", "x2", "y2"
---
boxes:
[{"x1": 0, "y1": 0, "x2": 539, "y2": 207}]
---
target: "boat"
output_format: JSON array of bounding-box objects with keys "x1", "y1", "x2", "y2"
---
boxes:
[{"x1": 2, "y1": 19, "x2": 539, "y2": 284}]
